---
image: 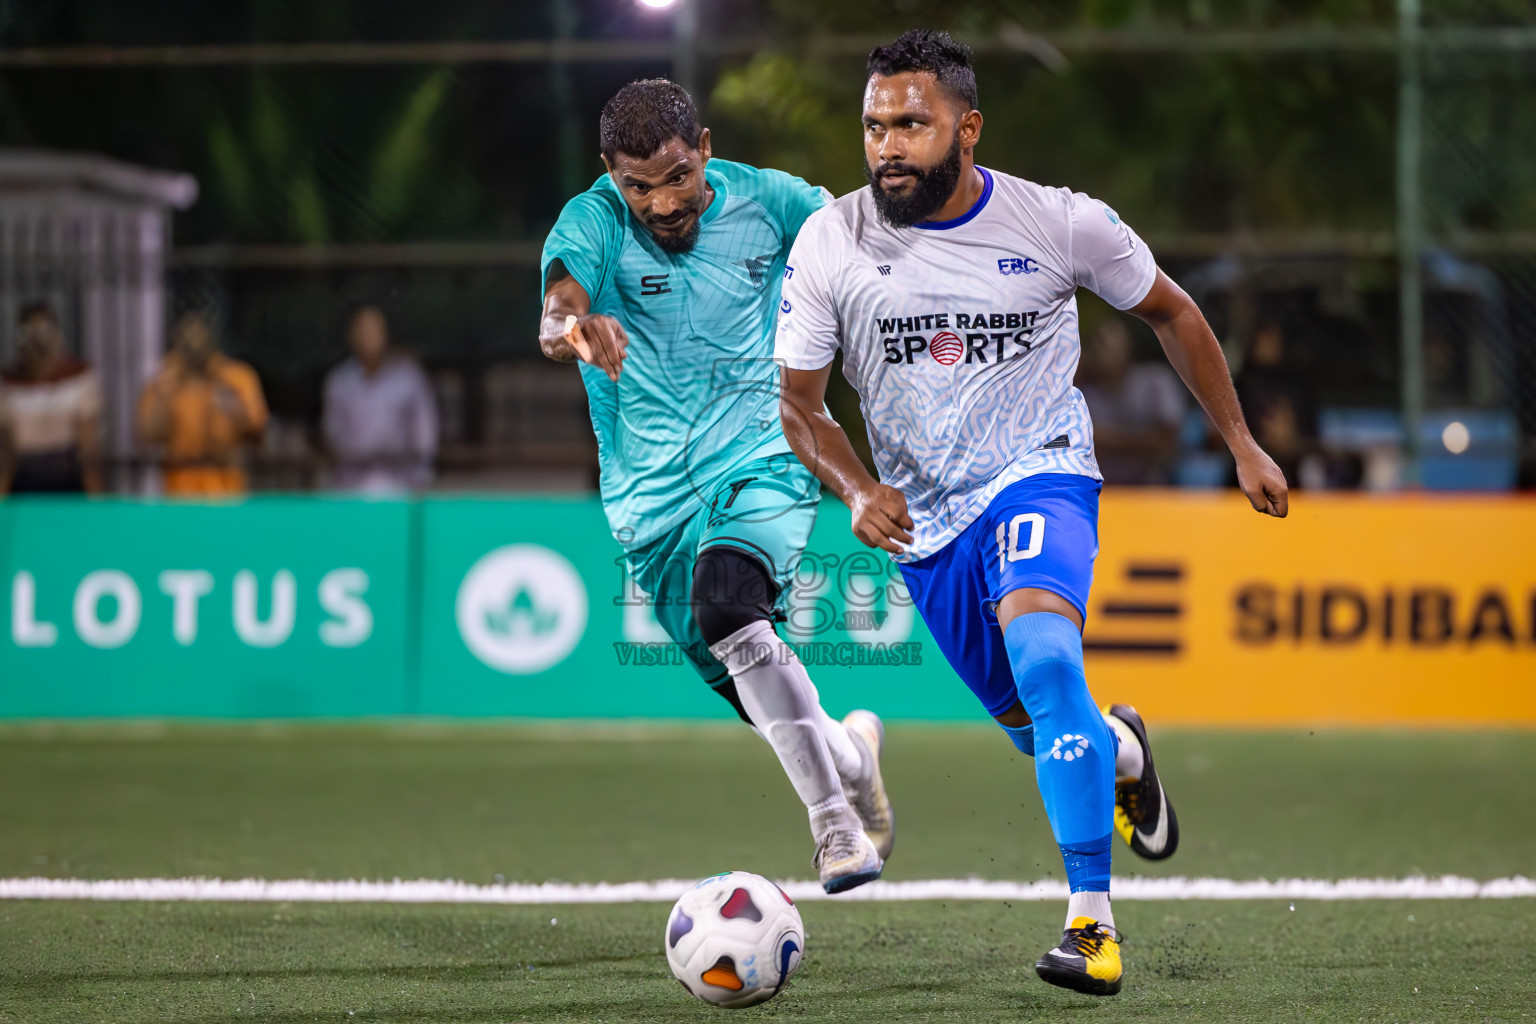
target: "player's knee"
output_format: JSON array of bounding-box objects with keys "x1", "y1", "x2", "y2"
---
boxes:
[
  {"x1": 692, "y1": 547, "x2": 777, "y2": 646},
  {"x1": 1003, "y1": 612, "x2": 1088, "y2": 717},
  {"x1": 762, "y1": 718, "x2": 819, "y2": 750}
]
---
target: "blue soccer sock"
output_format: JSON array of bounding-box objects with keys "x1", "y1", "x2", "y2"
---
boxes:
[
  {"x1": 1003, "y1": 612, "x2": 1115, "y2": 894},
  {"x1": 1060, "y1": 834, "x2": 1114, "y2": 892},
  {"x1": 999, "y1": 722, "x2": 1034, "y2": 754},
  {"x1": 1003, "y1": 720, "x2": 1120, "y2": 762}
]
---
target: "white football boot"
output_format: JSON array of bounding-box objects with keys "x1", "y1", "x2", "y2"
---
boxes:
[
  {"x1": 841, "y1": 709, "x2": 896, "y2": 860},
  {"x1": 814, "y1": 827, "x2": 883, "y2": 894}
]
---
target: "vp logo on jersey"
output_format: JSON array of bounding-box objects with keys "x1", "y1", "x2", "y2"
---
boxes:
[
  {"x1": 457, "y1": 544, "x2": 588, "y2": 674},
  {"x1": 997, "y1": 257, "x2": 1039, "y2": 276}
]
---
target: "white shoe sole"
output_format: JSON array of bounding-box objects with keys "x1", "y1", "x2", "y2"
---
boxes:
[{"x1": 818, "y1": 831, "x2": 884, "y2": 894}]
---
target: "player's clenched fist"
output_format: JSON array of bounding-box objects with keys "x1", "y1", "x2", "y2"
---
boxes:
[
  {"x1": 564, "y1": 313, "x2": 630, "y2": 382},
  {"x1": 1234, "y1": 444, "x2": 1289, "y2": 518},
  {"x1": 850, "y1": 482, "x2": 915, "y2": 555}
]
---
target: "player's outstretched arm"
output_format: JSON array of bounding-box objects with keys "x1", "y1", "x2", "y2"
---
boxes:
[
  {"x1": 539, "y1": 259, "x2": 629, "y2": 382},
  {"x1": 779, "y1": 364, "x2": 913, "y2": 554},
  {"x1": 1129, "y1": 270, "x2": 1289, "y2": 518}
]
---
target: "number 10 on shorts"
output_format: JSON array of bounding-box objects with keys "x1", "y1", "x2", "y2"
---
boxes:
[{"x1": 996, "y1": 513, "x2": 1045, "y2": 571}]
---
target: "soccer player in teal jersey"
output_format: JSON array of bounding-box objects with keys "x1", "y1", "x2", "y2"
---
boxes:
[{"x1": 537, "y1": 80, "x2": 893, "y2": 892}]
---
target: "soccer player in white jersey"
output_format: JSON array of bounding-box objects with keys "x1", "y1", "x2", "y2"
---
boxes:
[{"x1": 776, "y1": 31, "x2": 1289, "y2": 995}]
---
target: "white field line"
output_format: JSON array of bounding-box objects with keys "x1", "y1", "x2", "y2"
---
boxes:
[{"x1": 0, "y1": 875, "x2": 1532, "y2": 904}]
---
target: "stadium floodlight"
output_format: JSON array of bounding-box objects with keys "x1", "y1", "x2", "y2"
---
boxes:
[{"x1": 636, "y1": 0, "x2": 680, "y2": 9}]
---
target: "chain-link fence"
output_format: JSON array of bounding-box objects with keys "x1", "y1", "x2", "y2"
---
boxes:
[
  {"x1": 1418, "y1": 11, "x2": 1536, "y2": 487},
  {"x1": 2, "y1": 2, "x2": 1532, "y2": 492}
]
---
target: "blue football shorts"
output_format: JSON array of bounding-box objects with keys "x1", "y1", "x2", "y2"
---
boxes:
[
  {"x1": 898, "y1": 473, "x2": 1101, "y2": 718},
  {"x1": 627, "y1": 452, "x2": 820, "y2": 686}
]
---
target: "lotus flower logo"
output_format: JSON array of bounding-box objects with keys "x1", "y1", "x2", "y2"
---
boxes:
[
  {"x1": 483, "y1": 586, "x2": 560, "y2": 639},
  {"x1": 456, "y1": 545, "x2": 587, "y2": 674}
]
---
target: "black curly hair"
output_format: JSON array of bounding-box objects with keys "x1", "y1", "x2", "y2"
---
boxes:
[
  {"x1": 599, "y1": 78, "x2": 703, "y2": 162},
  {"x1": 866, "y1": 29, "x2": 978, "y2": 112}
]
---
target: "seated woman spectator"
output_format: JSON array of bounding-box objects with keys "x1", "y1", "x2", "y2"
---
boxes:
[
  {"x1": 136, "y1": 312, "x2": 268, "y2": 497},
  {"x1": 0, "y1": 302, "x2": 104, "y2": 495}
]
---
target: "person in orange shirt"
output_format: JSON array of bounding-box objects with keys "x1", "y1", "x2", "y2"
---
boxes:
[{"x1": 136, "y1": 312, "x2": 268, "y2": 497}]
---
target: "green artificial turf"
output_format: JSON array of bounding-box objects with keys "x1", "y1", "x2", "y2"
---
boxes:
[
  {"x1": 1, "y1": 723, "x2": 1533, "y2": 1022},
  {"x1": 1, "y1": 723, "x2": 1533, "y2": 882},
  {"x1": 3, "y1": 900, "x2": 1533, "y2": 1023}
]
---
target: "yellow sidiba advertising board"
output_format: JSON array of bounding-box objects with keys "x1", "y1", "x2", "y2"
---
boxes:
[{"x1": 1083, "y1": 491, "x2": 1536, "y2": 726}]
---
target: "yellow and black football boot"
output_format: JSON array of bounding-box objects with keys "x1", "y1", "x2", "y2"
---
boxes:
[
  {"x1": 1035, "y1": 917, "x2": 1124, "y2": 996},
  {"x1": 1105, "y1": 703, "x2": 1180, "y2": 860}
]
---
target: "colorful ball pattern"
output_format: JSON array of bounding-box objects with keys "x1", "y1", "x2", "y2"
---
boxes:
[{"x1": 665, "y1": 871, "x2": 805, "y2": 1008}]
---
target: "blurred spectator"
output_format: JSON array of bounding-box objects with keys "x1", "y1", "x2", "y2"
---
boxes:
[
  {"x1": 321, "y1": 305, "x2": 437, "y2": 493},
  {"x1": 1077, "y1": 318, "x2": 1185, "y2": 484},
  {"x1": 1423, "y1": 326, "x2": 1469, "y2": 409},
  {"x1": 136, "y1": 312, "x2": 268, "y2": 496},
  {"x1": 0, "y1": 302, "x2": 104, "y2": 494},
  {"x1": 1234, "y1": 320, "x2": 1316, "y2": 487}
]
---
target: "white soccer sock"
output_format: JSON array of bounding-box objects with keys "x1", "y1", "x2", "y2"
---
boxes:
[
  {"x1": 1066, "y1": 890, "x2": 1114, "y2": 931},
  {"x1": 815, "y1": 707, "x2": 863, "y2": 789},
  {"x1": 710, "y1": 620, "x2": 861, "y2": 841},
  {"x1": 712, "y1": 622, "x2": 863, "y2": 790},
  {"x1": 1104, "y1": 713, "x2": 1144, "y2": 783}
]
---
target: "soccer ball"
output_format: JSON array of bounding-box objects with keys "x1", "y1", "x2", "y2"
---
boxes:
[{"x1": 665, "y1": 871, "x2": 805, "y2": 1008}]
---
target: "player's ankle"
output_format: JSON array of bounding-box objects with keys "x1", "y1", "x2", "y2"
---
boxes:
[
  {"x1": 807, "y1": 795, "x2": 860, "y2": 841},
  {"x1": 1066, "y1": 889, "x2": 1114, "y2": 931},
  {"x1": 1104, "y1": 714, "x2": 1144, "y2": 783}
]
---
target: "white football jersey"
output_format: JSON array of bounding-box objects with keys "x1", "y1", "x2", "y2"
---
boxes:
[{"x1": 775, "y1": 166, "x2": 1157, "y2": 561}]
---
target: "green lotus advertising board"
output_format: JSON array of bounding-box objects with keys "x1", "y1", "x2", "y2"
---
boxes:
[{"x1": 0, "y1": 496, "x2": 960, "y2": 719}]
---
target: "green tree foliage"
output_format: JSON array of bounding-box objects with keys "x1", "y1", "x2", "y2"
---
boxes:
[
  {"x1": 713, "y1": 46, "x2": 1399, "y2": 233},
  {"x1": 756, "y1": 0, "x2": 1398, "y2": 34},
  {"x1": 711, "y1": 54, "x2": 866, "y2": 198},
  {"x1": 1422, "y1": 51, "x2": 1536, "y2": 234},
  {"x1": 710, "y1": 3, "x2": 1532, "y2": 237},
  {"x1": 202, "y1": 70, "x2": 473, "y2": 245}
]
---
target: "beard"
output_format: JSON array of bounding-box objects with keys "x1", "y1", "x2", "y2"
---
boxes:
[
  {"x1": 649, "y1": 215, "x2": 701, "y2": 254},
  {"x1": 865, "y1": 133, "x2": 964, "y2": 228}
]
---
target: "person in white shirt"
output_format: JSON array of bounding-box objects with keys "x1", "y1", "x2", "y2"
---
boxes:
[
  {"x1": 776, "y1": 29, "x2": 1288, "y2": 997},
  {"x1": 0, "y1": 302, "x2": 103, "y2": 495},
  {"x1": 322, "y1": 306, "x2": 438, "y2": 494}
]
